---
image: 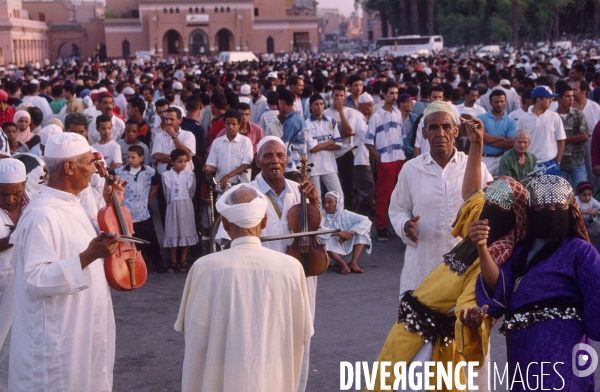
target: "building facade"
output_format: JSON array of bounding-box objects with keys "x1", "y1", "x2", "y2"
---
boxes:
[{"x1": 0, "y1": 0, "x2": 48, "y2": 65}]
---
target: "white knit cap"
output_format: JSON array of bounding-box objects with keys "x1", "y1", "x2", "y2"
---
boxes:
[
  {"x1": 358, "y1": 93, "x2": 374, "y2": 104},
  {"x1": 44, "y1": 133, "x2": 91, "y2": 159},
  {"x1": 216, "y1": 184, "x2": 268, "y2": 228},
  {"x1": 0, "y1": 158, "x2": 26, "y2": 183},
  {"x1": 40, "y1": 124, "x2": 63, "y2": 145},
  {"x1": 240, "y1": 84, "x2": 251, "y2": 95},
  {"x1": 257, "y1": 135, "x2": 285, "y2": 154}
]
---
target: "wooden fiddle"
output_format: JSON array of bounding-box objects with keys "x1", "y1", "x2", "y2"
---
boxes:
[
  {"x1": 286, "y1": 157, "x2": 329, "y2": 276},
  {"x1": 93, "y1": 152, "x2": 147, "y2": 291}
]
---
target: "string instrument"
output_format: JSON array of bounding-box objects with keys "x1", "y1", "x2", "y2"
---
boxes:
[
  {"x1": 286, "y1": 157, "x2": 329, "y2": 276},
  {"x1": 93, "y1": 152, "x2": 147, "y2": 291}
]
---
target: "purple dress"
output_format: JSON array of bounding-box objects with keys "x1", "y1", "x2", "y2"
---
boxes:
[{"x1": 476, "y1": 237, "x2": 600, "y2": 391}]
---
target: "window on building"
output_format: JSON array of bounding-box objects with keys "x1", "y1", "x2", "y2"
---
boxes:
[
  {"x1": 201, "y1": 7, "x2": 204, "y2": 12},
  {"x1": 220, "y1": 7, "x2": 224, "y2": 12},
  {"x1": 195, "y1": 7, "x2": 199, "y2": 13},
  {"x1": 176, "y1": 8, "x2": 179, "y2": 13},
  {"x1": 39, "y1": 12, "x2": 46, "y2": 22},
  {"x1": 189, "y1": 7, "x2": 192, "y2": 13},
  {"x1": 254, "y1": 8, "x2": 259, "y2": 16},
  {"x1": 214, "y1": 7, "x2": 218, "y2": 12},
  {"x1": 122, "y1": 40, "x2": 130, "y2": 57},
  {"x1": 163, "y1": 8, "x2": 167, "y2": 13},
  {"x1": 226, "y1": 7, "x2": 230, "y2": 12},
  {"x1": 131, "y1": 10, "x2": 139, "y2": 18},
  {"x1": 169, "y1": 8, "x2": 173, "y2": 13}
]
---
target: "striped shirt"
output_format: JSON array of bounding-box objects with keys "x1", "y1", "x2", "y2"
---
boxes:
[{"x1": 364, "y1": 107, "x2": 406, "y2": 162}]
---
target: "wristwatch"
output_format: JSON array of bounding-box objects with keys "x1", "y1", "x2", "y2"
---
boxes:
[{"x1": 171, "y1": 134, "x2": 177, "y2": 139}]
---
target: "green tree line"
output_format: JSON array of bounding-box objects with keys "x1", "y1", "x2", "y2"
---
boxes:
[{"x1": 358, "y1": 0, "x2": 600, "y2": 46}]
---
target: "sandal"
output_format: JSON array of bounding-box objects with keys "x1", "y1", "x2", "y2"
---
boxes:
[
  {"x1": 166, "y1": 263, "x2": 177, "y2": 273},
  {"x1": 178, "y1": 262, "x2": 188, "y2": 273}
]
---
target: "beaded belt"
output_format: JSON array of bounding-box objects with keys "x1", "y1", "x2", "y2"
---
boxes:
[
  {"x1": 397, "y1": 291, "x2": 455, "y2": 346},
  {"x1": 499, "y1": 304, "x2": 582, "y2": 336}
]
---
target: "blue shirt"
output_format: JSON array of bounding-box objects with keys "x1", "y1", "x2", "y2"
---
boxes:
[
  {"x1": 477, "y1": 111, "x2": 517, "y2": 155},
  {"x1": 282, "y1": 111, "x2": 307, "y2": 172},
  {"x1": 113, "y1": 164, "x2": 160, "y2": 222}
]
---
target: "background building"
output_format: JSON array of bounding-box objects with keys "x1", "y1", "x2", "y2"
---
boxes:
[{"x1": 0, "y1": 0, "x2": 47, "y2": 65}]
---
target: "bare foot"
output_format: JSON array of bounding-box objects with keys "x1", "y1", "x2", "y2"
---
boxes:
[
  {"x1": 340, "y1": 265, "x2": 351, "y2": 274},
  {"x1": 349, "y1": 264, "x2": 364, "y2": 273}
]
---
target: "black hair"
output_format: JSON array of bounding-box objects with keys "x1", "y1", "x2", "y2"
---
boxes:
[
  {"x1": 223, "y1": 109, "x2": 241, "y2": 123},
  {"x1": 127, "y1": 145, "x2": 145, "y2": 158},
  {"x1": 95, "y1": 114, "x2": 112, "y2": 128},
  {"x1": 169, "y1": 148, "x2": 188, "y2": 162}
]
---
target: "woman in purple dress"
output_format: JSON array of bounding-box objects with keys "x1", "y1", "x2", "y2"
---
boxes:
[{"x1": 474, "y1": 175, "x2": 600, "y2": 391}]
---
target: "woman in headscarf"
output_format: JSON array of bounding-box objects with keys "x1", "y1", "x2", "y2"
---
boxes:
[
  {"x1": 320, "y1": 191, "x2": 372, "y2": 274},
  {"x1": 475, "y1": 175, "x2": 600, "y2": 391},
  {"x1": 13, "y1": 110, "x2": 39, "y2": 150}
]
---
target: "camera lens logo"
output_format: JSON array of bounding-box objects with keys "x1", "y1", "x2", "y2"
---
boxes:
[{"x1": 572, "y1": 343, "x2": 598, "y2": 377}]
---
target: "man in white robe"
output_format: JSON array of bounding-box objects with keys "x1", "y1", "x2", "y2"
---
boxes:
[
  {"x1": 0, "y1": 159, "x2": 30, "y2": 391},
  {"x1": 8, "y1": 133, "x2": 122, "y2": 392},
  {"x1": 389, "y1": 101, "x2": 492, "y2": 295},
  {"x1": 175, "y1": 184, "x2": 313, "y2": 392}
]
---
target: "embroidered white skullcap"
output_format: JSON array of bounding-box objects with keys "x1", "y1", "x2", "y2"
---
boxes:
[
  {"x1": 422, "y1": 100, "x2": 456, "y2": 123},
  {"x1": 257, "y1": 135, "x2": 285, "y2": 154},
  {"x1": 44, "y1": 133, "x2": 91, "y2": 159},
  {"x1": 0, "y1": 158, "x2": 26, "y2": 183},
  {"x1": 216, "y1": 184, "x2": 268, "y2": 228},
  {"x1": 358, "y1": 92, "x2": 374, "y2": 104},
  {"x1": 40, "y1": 124, "x2": 63, "y2": 145}
]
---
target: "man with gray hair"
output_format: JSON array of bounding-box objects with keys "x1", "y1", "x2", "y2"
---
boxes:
[
  {"x1": 498, "y1": 129, "x2": 538, "y2": 183},
  {"x1": 175, "y1": 184, "x2": 313, "y2": 392},
  {"x1": 8, "y1": 132, "x2": 123, "y2": 391}
]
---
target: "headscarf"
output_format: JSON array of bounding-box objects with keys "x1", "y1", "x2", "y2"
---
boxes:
[
  {"x1": 422, "y1": 100, "x2": 456, "y2": 124},
  {"x1": 13, "y1": 110, "x2": 33, "y2": 143},
  {"x1": 323, "y1": 191, "x2": 344, "y2": 228},
  {"x1": 216, "y1": 184, "x2": 268, "y2": 228},
  {"x1": 443, "y1": 178, "x2": 528, "y2": 274}
]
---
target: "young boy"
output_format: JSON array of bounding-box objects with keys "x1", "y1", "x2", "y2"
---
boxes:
[
  {"x1": 203, "y1": 109, "x2": 253, "y2": 190},
  {"x1": 2, "y1": 122, "x2": 29, "y2": 155},
  {"x1": 118, "y1": 119, "x2": 152, "y2": 165},
  {"x1": 92, "y1": 114, "x2": 123, "y2": 170},
  {"x1": 112, "y1": 145, "x2": 166, "y2": 272}
]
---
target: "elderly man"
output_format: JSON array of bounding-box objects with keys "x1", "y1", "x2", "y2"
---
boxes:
[
  {"x1": 389, "y1": 101, "x2": 492, "y2": 294},
  {"x1": 8, "y1": 133, "x2": 122, "y2": 391},
  {"x1": 0, "y1": 159, "x2": 30, "y2": 390},
  {"x1": 498, "y1": 130, "x2": 538, "y2": 183},
  {"x1": 175, "y1": 184, "x2": 313, "y2": 392}
]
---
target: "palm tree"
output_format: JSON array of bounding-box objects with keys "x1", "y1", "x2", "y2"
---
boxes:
[
  {"x1": 512, "y1": 0, "x2": 520, "y2": 47},
  {"x1": 426, "y1": 0, "x2": 434, "y2": 35},
  {"x1": 410, "y1": 0, "x2": 419, "y2": 34}
]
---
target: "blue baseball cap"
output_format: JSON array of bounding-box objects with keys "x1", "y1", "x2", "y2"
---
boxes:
[{"x1": 531, "y1": 86, "x2": 558, "y2": 99}]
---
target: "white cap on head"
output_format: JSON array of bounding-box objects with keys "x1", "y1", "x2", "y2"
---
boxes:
[
  {"x1": 40, "y1": 124, "x2": 63, "y2": 145},
  {"x1": 29, "y1": 79, "x2": 39, "y2": 85},
  {"x1": 216, "y1": 184, "x2": 268, "y2": 228},
  {"x1": 0, "y1": 158, "x2": 26, "y2": 183},
  {"x1": 44, "y1": 133, "x2": 91, "y2": 159},
  {"x1": 173, "y1": 81, "x2": 183, "y2": 90},
  {"x1": 123, "y1": 87, "x2": 135, "y2": 95},
  {"x1": 358, "y1": 93, "x2": 374, "y2": 104},
  {"x1": 268, "y1": 71, "x2": 278, "y2": 78},
  {"x1": 240, "y1": 84, "x2": 251, "y2": 95},
  {"x1": 257, "y1": 135, "x2": 285, "y2": 154}
]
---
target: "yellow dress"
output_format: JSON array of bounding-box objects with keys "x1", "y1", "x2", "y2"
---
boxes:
[{"x1": 369, "y1": 191, "x2": 491, "y2": 392}]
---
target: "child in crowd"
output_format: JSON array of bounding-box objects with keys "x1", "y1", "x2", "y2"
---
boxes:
[
  {"x1": 2, "y1": 122, "x2": 29, "y2": 154},
  {"x1": 162, "y1": 148, "x2": 199, "y2": 272},
  {"x1": 576, "y1": 181, "x2": 600, "y2": 224},
  {"x1": 112, "y1": 145, "x2": 165, "y2": 273},
  {"x1": 92, "y1": 114, "x2": 123, "y2": 170},
  {"x1": 320, "y1": 191, "x2": 371, "y2": 274},
  {"x1": 118, "y1": 119, "x2": 152, "y2": 165}
]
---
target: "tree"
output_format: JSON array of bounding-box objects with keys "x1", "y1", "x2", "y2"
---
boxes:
[
  {"x1": 427, "y1": 0, "x2": 435, "y2": 35},
  {"x1": 410, "y1": 0, "x2": 420, "y2": 34}
]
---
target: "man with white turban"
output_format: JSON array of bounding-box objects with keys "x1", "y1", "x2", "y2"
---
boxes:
[
  {"x1": 389, "y1": 101, "x2": 493, "y2": 294},
  {"x1": 8, "y1": 133, "x2": 122, "y2": 392},
  {"x1": 175, "y1": 184, "x2": 313, "y2": 392},
  {"x1": 0, "y1": 159, "x2": 29, "y2": 390}
]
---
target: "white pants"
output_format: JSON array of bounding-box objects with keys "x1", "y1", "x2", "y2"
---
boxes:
[
  {"x1": 310, "y1": 172, "x2": 343, "y2": 203},
  {"x1": 482, "y1": 156, "x2": 501, "y2": 177}
]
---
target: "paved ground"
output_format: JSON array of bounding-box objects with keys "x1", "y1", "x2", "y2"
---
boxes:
[{"x1": 112, "y1": 214, "x2": 600, "y2": 391}]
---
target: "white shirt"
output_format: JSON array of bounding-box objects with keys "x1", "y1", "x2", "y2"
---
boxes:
[
  {"x1": 0, "y1": 209, "x2": 15, "y2": 391},
  {"x1": 354, "y1": 112, "x2": 370, "y2": 166},
  {"x1": 114, "y1": 93, "x2": 128, "y2": 118},
  {"x1": 174, "y1": 236, "x2": 313, "y2": 392},
  {"x1": 581, "y1": 100, "x2": 600, "y2": 132},
  {"x1": 87, "y1": 115, "x2": 126, "y2": 145},
  {"x1": 9, "y1": 186, "x2": 115, "y2": 391},
  {"x1": 22, "y1": 95, "x2": 53, "y2": 116},
  {"x1": 259, "y1": 109, "x2": 280, "y2": 132},
  {"x1": 151, "y1": 129, "x2": 197, "y2": 174},
  {"x1": 365, "y1": 106, "x2": 407, "y2": 162},
  {"x1": 92, "y1": 140, "x2": 123, "y2": 168},
  {"x1": 516, "y1": 109, "x2": 566, "y2": 163},
  {"x1": 293, "y1": 97, "x2": 303, "y2": 116},
  {"x1": 323, "y1": 107, "x2": 356, "y2": 158},
  {"x1": 205, "y1": 133, "x2": 253, "y2": 184},
  {"x1": 162, "y1": 169, "x2": 195, "y2": 202},
  {"x1": 250, "y1": 95, "x2": 268, "y2": 124},
  {"x1": 457, "y1": 103, "x2": 486, "y2": 118},
  {"x1": 576, "y1": 196, "x2": 600, "y2": 212},
  {"x1": 415, "y1": 103, "x2": 461, "y2": 155},
  {"x1": 265, "y1": 119, "x2": 284, "y2": 138},
  {"x1": 389, "y1": 150, "x2": 492, "y2": 294},
  {"x1": 305, "y1": 115, "x2": 341, "y2": 176},
  {"x1": 508, "y1": 108, "x2": 527, "y2": 122}
]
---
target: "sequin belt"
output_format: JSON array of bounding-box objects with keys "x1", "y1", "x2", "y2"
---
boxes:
[
  {"x1": 499, "y1": 304, "x2": 582, "y2": 336},
  {"x1": 397, "y1": 291, "x2": 455, "y2": 346}
]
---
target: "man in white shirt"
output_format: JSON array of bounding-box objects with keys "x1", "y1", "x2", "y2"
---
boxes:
[
  {"x1": 389, "y1": 101, "x2": 492, "y2": 294},
  {"x1": 354, "y1": 93, "x2": 376, "y2": 216},
  {"x1": 249, "y1": 80, "x2": 268, "y2": 124},
  {"x1": 289, "y1": 76, "x2": 304, "y2": 116},
  {"x1": 516, "y1": 86, "x2": 566, "y2": 175},
  {"x1": 8, "y1": 133, "x2": 121, "y2": 391},
  {"x1": 508, "y1": 88, "x2": 532, "y2": 122},
  {"x1": 323, "y1": 84, "x2": 356, "y2": 211},
  {"x1": 21, "y1": 81, "x2": 53, "y2": 116},
  {"x1": 87, "y1": 93, "x2": 126, "y2": 144},
  {"x1": 457, "y1": 87, "x2": 486, "y2": 118}
]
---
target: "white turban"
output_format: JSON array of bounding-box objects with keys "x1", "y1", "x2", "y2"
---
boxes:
[
  {"x1": 45, "y1": 133, "x2": 91, "y2": 159},
  {"x1": 216, "y1": 184, "x2": 268, "y2": 228},
  {"x1": 0, "y1": 158, "x2": 26, "y2": 183},
  {"x1": 358, "y1": 93, "x2": 374, "y2": 104},
  {"x1": 257, "y1": 136, "x2": 285, "y2": 154},
  {"x1": 40, "y1": 124, "x2": 63, "y2": 145},
  {"x1": 422, "y1": 101, "x2": 456, "y2": 123}
]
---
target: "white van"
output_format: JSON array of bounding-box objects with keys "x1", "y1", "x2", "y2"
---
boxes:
[
  {"x1": 218, "y1": 51, "x2": 259, "y2": 63},
  {"x1": 476, "y1": 45, "x2": 500, "y2": 58},
  {"x1": 553, "y1": 41, "x2": 572, "y2": 51}
]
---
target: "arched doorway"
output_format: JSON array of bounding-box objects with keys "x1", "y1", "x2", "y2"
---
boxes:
[
  {"x1": 189, "y1": 29, "x2": 208, "y2": 56},
  {"x1": 216, "y1": 29, "x2": 233, "y2": 52},
  {"x1": 122, "y1": 40, "x2": 130, "y2": 57},
  {"x1": 267, "y1": 37, "x2": 274, "y2": 53},
  {"x1": 163, "y1": 30, "x2": 182, "y2": 54},
  {"x1": 58, "y1": 42, "x2": 79, "y2": 58}
]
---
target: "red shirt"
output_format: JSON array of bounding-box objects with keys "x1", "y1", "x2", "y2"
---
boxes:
[
  {"x1": 0, "y1": 106, "x2": 16, "y2": 127},
  {"x1": 208, "y1": 114, "x2": 225, "y2": 149}
]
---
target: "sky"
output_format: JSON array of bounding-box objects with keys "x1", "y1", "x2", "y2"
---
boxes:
[{"x1": 318, "y1": 0, "x2": 361, "y2": 17}]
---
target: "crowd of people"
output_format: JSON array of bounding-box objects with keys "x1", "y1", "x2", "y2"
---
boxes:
[{"x1": 0, "y1": 48, "x2": 599, "y2": 390}]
